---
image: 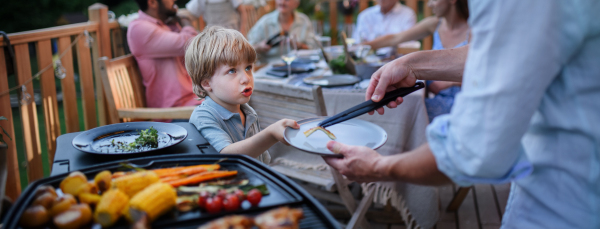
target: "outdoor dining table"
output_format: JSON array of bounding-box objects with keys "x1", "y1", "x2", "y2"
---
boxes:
[
  {"x1": 50, "y1": 122, "x2": 219, "y2": 176},
  {"x1": 255, "y1": 59, "x2": 439, "y2": 228}
]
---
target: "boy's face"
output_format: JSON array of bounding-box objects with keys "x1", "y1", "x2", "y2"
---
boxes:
[{"x1": 202, "y1": 62, "x2": 254, "y2": 112}]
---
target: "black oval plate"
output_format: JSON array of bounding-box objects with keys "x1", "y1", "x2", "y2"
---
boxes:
[{"x1": 72, "y1": 122, "x2": 188, "y2": 155}]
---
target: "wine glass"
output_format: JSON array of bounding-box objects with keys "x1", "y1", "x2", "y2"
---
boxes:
[{"x1": 280, "y1": 36, "x2": 297, "y2": 77}]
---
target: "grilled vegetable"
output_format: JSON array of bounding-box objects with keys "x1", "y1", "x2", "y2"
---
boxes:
[
  {"x1": 19, "y1": 205, "x2": 50, "y2": 227},
  {"x1": 54, "y1": 204, "x2": 93, "y2": 229},
  {"x1": 34, "y1": 185, "x2": 57, "y2": 199},
  {"x1": 32, "y1": 192, "x2": 55, "y2": 209},
  {"x1": 60, "y1": 172, "x2": 88, "y2": 196},
  {"x1": 166, "y1": 170, "x2": 238, "y2": 188},
  {"x1": 78, "y1": 193, "x2": 102, "y2": 206},
  {"x1": 50, "y1": 194, "x2": 77, "y2": 217},
  {"x1": 152, "y1": 164, "x2": 220, "y2": 178},
  {"x1": 95, "y1": 189, "x2": 130, "y2": 227},
  {"x1": 94, "y1": 170, "x2": 112, "y2": 192},
  {"x1": 76, "y1": 182, "x2": 99, "y2": 195},
  {"x1": 111, "y1": 171, "x2": 160, "y2": 197},
  {"x1": 128, "y1": 182, "x2": 177, "y2": 222},
  {"x1": 303, "y1": 126, "x2": 336, "y2": 140}
]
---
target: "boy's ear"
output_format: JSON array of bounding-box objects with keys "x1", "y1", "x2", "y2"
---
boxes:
[{"x1": 201, "y1": 79, "x2": 212, "y2": 92}]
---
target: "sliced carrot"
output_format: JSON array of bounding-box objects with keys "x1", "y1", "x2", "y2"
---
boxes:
[
  {"x1": 152, "y1": 164, "x2": 220, "y2": 178},
  {"x1": 166, "y1": 171, "x2": 238, "y2": 188},
  {"x1": 160, "y1": 176, "x2": 182, "y2": 183}
]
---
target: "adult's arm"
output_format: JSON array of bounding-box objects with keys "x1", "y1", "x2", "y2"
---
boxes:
[
  {"x1": 366, "y1": 44, "x2": 468, "y2": 114},
  {"x1": 127, "y1": 21, "x2": 198, "y2": 58},
  {"x1": 365, "y1": 16, "x2": 438, "y2": 50}
]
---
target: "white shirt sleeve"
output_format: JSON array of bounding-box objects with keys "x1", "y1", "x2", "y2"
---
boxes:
[
  {"x1": 185, "y1": 0, "x2": 206, "y2": 17},
  {"x1": 231, "y1": 0, "x2": 243, "y2": 9},
  {"x1": 427, "y1": 0, "x2": 578, "y2": 185}
]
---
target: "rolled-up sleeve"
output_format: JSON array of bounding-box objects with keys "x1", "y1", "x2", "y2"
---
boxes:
[{"x1": 426, "y1": 0, "x2": 581, "y2": 186}]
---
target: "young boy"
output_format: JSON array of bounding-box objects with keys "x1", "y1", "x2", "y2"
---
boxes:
[{"x1": 185, "y1": 26, "x2": 299, "y2": 164}]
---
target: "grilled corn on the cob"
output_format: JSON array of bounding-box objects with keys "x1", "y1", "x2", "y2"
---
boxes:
[
  {"x1": 111, "y1": 171, "x2": 159, "y2": 197},
  {"x1": 94, "y1": 189, "x2": 129, "y2": 228},
  {"x1": 128, "y1": 182, "x2": 177, "y2": 222}
]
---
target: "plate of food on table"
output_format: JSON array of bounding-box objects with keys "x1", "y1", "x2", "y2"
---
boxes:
[{"x1": 3, "y1": 154, "x2": 338, "y2": 229}]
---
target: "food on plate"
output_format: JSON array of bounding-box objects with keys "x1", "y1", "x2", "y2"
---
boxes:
[
  {"x1": 153, "y1": 164, "x2": 221, "y2": 178},
  {"x1": 303, "y1": 126, "x2": 337, "y2": 140},
  {"x1": 166, "y1": 170, "x2": 238, "y2": 188},
  {"x1": 113, "y1": 126, "x2": 159, "y2": 151},
  {"x1": 78, "y1": 193, "x2": 102, "y2": 206},
  {"x1": 32, "y1": 192, "x2": 56, "y2": 209},
  {"x1": 128, "y1": 182, "x2": 177, "y2": 222},
  {"x1": 50, "y1": 194, "x2": 77, "y2": 217},
  {"x1": 111, "y1": 171, "x2": 160, "y2": 197},
  {"x1": 34, "y1": 185, "x2": 57, "y2": 199},
  {"x1": 254, "y1": 206, "x2": 304, "y2": 229},
  {"x1": 94, "y1": 170, "x2": 112, "y2": 192},
  {"x1": 60, "y1": 172, "x2": 88, "y2": 196},
  {"x1": 198, "y1": 215, "x2": 254, "y2": 229},
  {"x1": 19, "y1": 205, "x2": 50, "y2": 227},
  {"x1": 54, "y1": 204, "x2": 93, "y2": 229},
  {"x1": 75, "y1": 182, "x2": 99, "y2": 195},
  {"x1": 247, "y1": 189, "x2": 262, "y2": 207},
  {"x1": 95, "y1": 189, "x2": 130, "y2": 227},
  {"x1": 205, "y1": 196, "x2": 223, "y2": 214},
  {"x1": 198, "y1": 207, "x2": 303, "y2": 229},
  {"x1": 223, "y1": 194, "x2": 241, "y2": 211}
]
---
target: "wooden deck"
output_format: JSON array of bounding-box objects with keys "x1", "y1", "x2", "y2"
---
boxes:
[{"x1": 329, "y1": 183, "x2": 511, "y2": 229}]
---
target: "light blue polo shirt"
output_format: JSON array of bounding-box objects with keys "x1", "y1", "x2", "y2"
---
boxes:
[{"x1": 189, "y1": 96, "x2": 270, "y2": 164}]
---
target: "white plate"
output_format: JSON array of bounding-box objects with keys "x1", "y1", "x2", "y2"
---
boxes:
[
  {"x1": 284, "y1": 117, "x2": 388, "y2": 157},
  {"x1": 303, "y1": 74, "x2": 361, "y2": 87}
]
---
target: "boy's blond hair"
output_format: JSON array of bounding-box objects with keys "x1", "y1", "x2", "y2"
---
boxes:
[{"x1": 185, "y1": 26, "x2": 257, "y2": 98}]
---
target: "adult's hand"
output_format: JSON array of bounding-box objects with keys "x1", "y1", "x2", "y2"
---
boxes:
[
  {"x1": 254, "y1": 40, "x2": 271, "y2": 53},
  {"x1": 323, "y1": 141, "x2": 388, "y2": 183},
  {"x1": 366, "y1": 57, "x2": 418, "y2": 115}
]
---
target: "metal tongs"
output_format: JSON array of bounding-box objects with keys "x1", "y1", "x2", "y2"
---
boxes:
[{"x1": 318, "y1": 82, "x2": 425, "y2": 128}]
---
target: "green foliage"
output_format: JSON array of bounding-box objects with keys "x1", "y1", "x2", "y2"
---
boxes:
[{"x1": 329, "y1": 55, "x2": 350, "y2": 74}]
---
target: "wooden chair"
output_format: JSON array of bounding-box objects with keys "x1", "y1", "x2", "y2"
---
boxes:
[
  {"x1": 98, "y1": 54, "x2": 197, "y2": 124},
  {"x1": 250, "y1": 80, "x2": 375, "y2": 229}
]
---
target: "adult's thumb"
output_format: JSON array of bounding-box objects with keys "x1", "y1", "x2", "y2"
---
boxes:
[{"x1": 327, "y1": 141, "x2": 347, "y2": 155}]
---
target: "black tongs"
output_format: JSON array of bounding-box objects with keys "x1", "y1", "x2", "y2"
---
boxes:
[{"x1": 318, "y1": 82, "x2": 425, "y2": 128}]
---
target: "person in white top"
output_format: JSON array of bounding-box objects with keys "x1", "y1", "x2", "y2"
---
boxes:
[
  {"x1": 185, "y1": 0, "x2": 248, "y2": 33},
  {"x1": 353, "y1": 0, "x2": 419, "y2": 54}
]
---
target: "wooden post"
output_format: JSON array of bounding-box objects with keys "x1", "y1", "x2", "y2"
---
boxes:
[
  {"x1": 36, "y1": 39, "x2": 61, "y2": 165},
  {"x1": 14, "y1": 43, "x2": 44, "y2": 183},
  {"x1": 88, "y1": 3, "x2": 112, "y2": 126},
  {"x1": 329, "y1": 0, "x2": 338, "y2": 45},
  {"x1": 57, "y1": 36, "x2": 80, "y2": 133},
  {"x1": 76, "y1": 35, "x2": 98, "y2": 130},
  {"x1": 359, "y1": 0, "x2": 368, "y2": 12},
  {"x1": 422, "y1": 0, "x2": 433, "y2": 50},
  {"x1": 0, "y1": 51, "x2": 21, "y2": 199}
]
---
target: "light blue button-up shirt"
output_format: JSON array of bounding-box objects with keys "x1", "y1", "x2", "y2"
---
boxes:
[
  {"x1": 190, "y1": 96, "x2": 270, "y2": 164},
  {"x1": 427, "y1": 1, "x2": 600, "y2": 228}
]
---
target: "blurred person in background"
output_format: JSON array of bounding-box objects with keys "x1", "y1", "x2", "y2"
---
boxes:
[
  {"x1": 247, "y1": 0, "x2": 315, "y2": 61},
  {"x1": 353, "y1": 0, "x2": 419, "y2": 54},
  {"x1": 185, "y1": 0, "x2": 249, "y2": 34},
  {"x1": 365, "y1": 0, "x2": 470, "y2": 122},
  {"x1": 128, "y1": 0, "x2": 202, "y2": 120}
]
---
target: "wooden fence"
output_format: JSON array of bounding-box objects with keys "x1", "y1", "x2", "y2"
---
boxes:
[{"x1": 0, "y1": 0, "x2": 432, "y2": 200}]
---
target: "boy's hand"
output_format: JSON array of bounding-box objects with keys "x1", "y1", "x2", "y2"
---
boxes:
[{"x1": 268, "y1": 119, "x2": 299, "y2": 145}]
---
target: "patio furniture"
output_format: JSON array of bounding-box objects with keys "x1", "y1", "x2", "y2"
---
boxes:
[
  {"x1": 98, "y1": 54, "x2": 197, "y2": 124},
  {"x1": 250, "y1": 80, "x2": 375, "y2": 229},
  {"x1": 253, "y1": 60, "x2": 439, "y2": 229}
]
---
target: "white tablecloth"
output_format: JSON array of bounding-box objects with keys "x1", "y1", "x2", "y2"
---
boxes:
[{"x1": 254, "y1": 63, "x2": 439, "y2": 228}]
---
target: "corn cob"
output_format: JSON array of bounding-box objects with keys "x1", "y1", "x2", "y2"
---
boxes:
[
  {"x1": 111, "y1": 171, "x2": 160, "y2": 197},
  {"x1": 128, "y1": 182, "x2": 177, "y2": 222},
  {"x1": 94, "y1": 189, "x2": 129, "y2": 228}
]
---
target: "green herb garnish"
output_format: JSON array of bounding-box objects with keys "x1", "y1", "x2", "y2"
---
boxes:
[{"x1": 117, "y1": 126, "x2": 159, "y2": 151}]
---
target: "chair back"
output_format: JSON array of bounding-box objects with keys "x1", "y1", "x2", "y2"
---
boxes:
[
  {"x1": 99, "y1": 54, "x2": 146, "y2": 123},
  {"x1": 250, "y1": 81, "x2": 327, "y2": 129}
]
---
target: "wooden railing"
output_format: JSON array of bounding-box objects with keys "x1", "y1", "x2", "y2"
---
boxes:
[{"x1": 0, "y1": 3, "x2": 118, "y2": 200}]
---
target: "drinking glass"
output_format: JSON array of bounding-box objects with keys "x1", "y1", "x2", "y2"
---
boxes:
[{"x1": 280, "y1": 36, "x2": 297, "y2": 77}]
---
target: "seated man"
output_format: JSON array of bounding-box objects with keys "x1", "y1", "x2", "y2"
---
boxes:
[
  {"x1": 185, "y1": 0, "x2": 248, "y2": 34},
  {"x1": 128, "y1": 0, "x2": 202, "y2": 116},
  {"x1": 353, "y1": 0, "x2": 419, "y2": 54}
]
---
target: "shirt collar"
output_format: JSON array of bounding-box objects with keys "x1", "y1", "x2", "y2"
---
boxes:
[
  {"x1": 268, "y1": 10, "x2": 300, "y2": 28},
  {"x1": 137, "y1": 10, "x2": 164, "y2": 26},
  {"x1": 203, "y1": 96, "x2": 257, "y2": 121},
  {"x1": 378, "y1": 3, "x2": 403, "y2": 16}
]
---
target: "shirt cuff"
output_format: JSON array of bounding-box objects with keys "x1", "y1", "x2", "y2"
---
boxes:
[{"x1": 427, "y1": 115, "x2": 533, "y2": 186}]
